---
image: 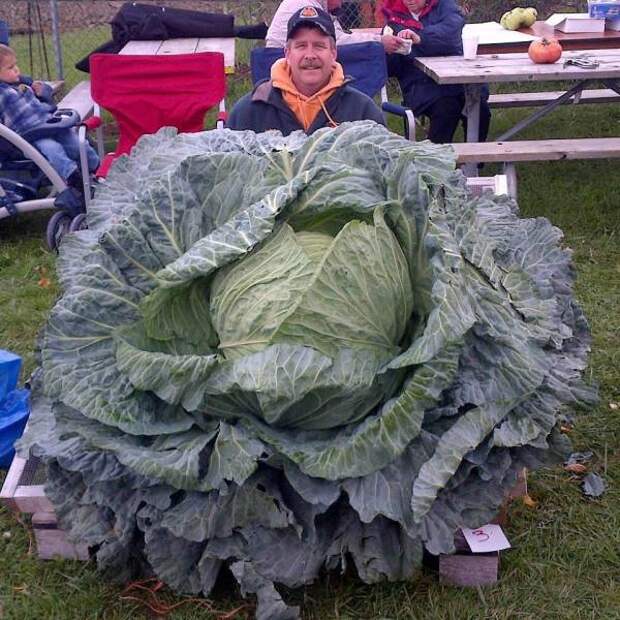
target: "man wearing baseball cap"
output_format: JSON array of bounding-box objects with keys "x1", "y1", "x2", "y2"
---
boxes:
[{"x1": 227, "y1": 6, "x2": 385, "y2": 135}]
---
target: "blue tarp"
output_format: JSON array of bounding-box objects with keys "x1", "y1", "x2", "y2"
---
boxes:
[{"x1": 0, "y1": 350, "x2": 30, "y2": 469}]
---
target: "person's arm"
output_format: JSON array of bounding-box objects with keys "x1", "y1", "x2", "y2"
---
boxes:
[
  {"x1": 416, "y1": 2, "x2": 463, "y2": 56},
  {"x1": 226, "y1": 94, "x2": 255, "y2": 131},
  {"x1": 333, "y1": 19, "x2": 406, "y2": 53},
  {"x1": 226, "y1": 101, "x2": 243, "y2": 130},
  {"x1": 396, "y1": 0, "x2": 464, "y2": 57},
  {"x1": 0, "y1": 87, "x2": 30, "y2": 132},
  {"x1": 362, "y1": 98, "x2": 386, "y2": 126},
  {"x1": 31, "y1": 81, "x2": 54, "y2": 104}
]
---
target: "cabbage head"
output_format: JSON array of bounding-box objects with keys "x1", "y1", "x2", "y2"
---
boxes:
[{"x1": 19, "y1": 123, "x2": 594, "y2": 619}]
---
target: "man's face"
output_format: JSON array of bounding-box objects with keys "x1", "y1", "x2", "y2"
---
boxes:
[
  {"x1": 285, "y1": 26, "x2": 337, "y2": 97},
  {"x1": 0, "y1": 54, "x2": 20, "y2": 83},
  {"x1": 402, "y1": 0, "x2": 427, "y2": 13}
]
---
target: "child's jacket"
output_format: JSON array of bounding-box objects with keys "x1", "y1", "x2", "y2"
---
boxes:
[{"x1": 0, "y1": 81, "x2": 55, "y2": 136}]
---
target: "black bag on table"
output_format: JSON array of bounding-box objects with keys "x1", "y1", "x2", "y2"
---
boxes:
[{"x1": 76, "y1": 2, "x2": 267, "y2": 73}]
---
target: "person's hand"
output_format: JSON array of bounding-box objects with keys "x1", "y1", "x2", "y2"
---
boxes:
[
  {"x1": 381, "y1": 34, "x2": 410, "y2": 54},
  {"x1": 31, "y1": 81, "x2": 45, "y2": 96},
  {"x1": 397, "y1": 29, "x2": 421, "y2": 44}
]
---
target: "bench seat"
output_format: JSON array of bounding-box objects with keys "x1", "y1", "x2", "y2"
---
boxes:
[
  {"x1": 488, "y1": 88, "x2": 620, "y2": 108},
  {"x1": 453, "y1": 138, "x2": 620, "y2": 164},
  {"x1": 452, "y1": 138, "x2": 620, "y2": 198}
]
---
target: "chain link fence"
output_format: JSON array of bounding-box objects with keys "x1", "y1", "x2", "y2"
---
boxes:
[{"x1": 1, "y1": 0, "x2": 587, "y2": 96}]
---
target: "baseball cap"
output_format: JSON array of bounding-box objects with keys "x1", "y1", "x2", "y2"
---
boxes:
[{"x1": 286, "y1": 6, "x2": 337, "y2": 41}]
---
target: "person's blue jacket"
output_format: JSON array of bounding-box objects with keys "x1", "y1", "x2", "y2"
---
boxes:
[{"x1": 388, "y1": 0, "x2": 466, "y2": 114}]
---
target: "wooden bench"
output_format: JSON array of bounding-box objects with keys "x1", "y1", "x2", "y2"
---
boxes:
[
  {"x1": 452, "y1": 138, "x2": 620, "y2": 198},
  {"x1": 488, "y1": 88, "x2": 620, "y2": 109}
]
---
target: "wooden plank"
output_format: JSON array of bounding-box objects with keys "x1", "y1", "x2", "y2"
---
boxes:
[
  {"x1": 12, "y1": 484, "x2": 54, "y2": 514},
  {"x1": 0, "y1": 454, "x2": 28, "y2": 512},
  {"x1": 413, "y1": 49, "x2": 620, "y2": 84},
  {"x1": 118, "y1": 40, "x2": 162, "y2": 55},
  {"x1": 439, "y1": 553, "x2": 499, "y2": 587},
  {"x1": 56, "y1": 80, "x2": 93, "y2": 120},
  {"x1": 195, "y1": 38, "x2": 236, "y2": 74},
  {"x1": 158, "y1": 38, "x2": 199, "y2": 54},
  {"x1": 120, "y1": 37, "x2": 236, "y2": 74},
  {"x1": 452, "y1": 138, "x2": 620, "y2": 164},
  {"x1": 489, "y1": 87, "x2": 620, "y2": 108},
  {"x1": 506, "y1": 468, "x2": 528, "y2": 500},
  {"x1": 32, "y1": 512, "x2": 89, "y2": 561}
]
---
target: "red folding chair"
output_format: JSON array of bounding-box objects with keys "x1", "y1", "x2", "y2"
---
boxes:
[{"x1": 89, "y1": 51, "x2": 227, "y2": 178}]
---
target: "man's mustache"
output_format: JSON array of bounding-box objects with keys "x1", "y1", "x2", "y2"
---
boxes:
[{"x1": 300, "y1": 62, "x2": 322, "y2": 69}]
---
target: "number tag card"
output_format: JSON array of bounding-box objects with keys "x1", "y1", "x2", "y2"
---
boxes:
[{"x1": 461, "y1": 524, "x2": 511, "y2": 553}]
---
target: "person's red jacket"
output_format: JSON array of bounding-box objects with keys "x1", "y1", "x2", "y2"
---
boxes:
[{"x1": 381, "y1": 0, "x2": 438, "y2": 29}]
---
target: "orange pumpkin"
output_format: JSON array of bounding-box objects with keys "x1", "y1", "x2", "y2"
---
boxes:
[{"x1": 528, "y1": 38, "x2": 563, "y2": 64}]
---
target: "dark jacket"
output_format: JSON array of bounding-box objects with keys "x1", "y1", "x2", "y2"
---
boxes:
[
  {"x1": 226, "y1": 78, "x2": 385, "y2": 136},
  {"x1": 388, "y1": 0, "x2": 465, "y2": 114}
]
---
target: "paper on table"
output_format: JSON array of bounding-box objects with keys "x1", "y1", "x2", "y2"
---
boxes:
[
  {"x1": 463, "y1": 22, "x2": 537, "y2": 45},
  {"x1": 461, "y1": 524, "x2": 512, "y2": 553}
]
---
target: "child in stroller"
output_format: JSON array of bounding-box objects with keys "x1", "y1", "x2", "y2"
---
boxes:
[{"x1": 0, "y1": 44, "x2": 99, "y2": 187}]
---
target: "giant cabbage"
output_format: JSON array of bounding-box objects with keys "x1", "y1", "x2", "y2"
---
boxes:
[{"x1": 19, "y1": 123, "x2": 594, "y2": 619}]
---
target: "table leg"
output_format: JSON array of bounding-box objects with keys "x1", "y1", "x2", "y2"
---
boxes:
[
  {"x1": 496, "y1": 79, "x2": 593, "y2": 142},
  {"x1": 603, "y1": 79, "x2": 620, "y2": 97},
  {"x1": 462, "y1": 84, "x2": 481, "y2": 176}
]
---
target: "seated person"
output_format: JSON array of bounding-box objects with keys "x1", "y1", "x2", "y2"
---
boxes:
[
  {"x1": 385, "y1": 0, "x2": 491, "y2": 143},
  {"x1": 266, "y1": 0, "x2": 406, "y2": 54},
  {"x1": 0, "y1": 44, "x2": 99, "y2": 186},
  {"x1": 227, "y1": 7, "x2": 385, "y2": 135}
]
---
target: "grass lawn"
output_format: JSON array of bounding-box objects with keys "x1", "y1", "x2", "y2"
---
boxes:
[{"x1": 1, "y1": 28, "x2": 619, "y2": 620}]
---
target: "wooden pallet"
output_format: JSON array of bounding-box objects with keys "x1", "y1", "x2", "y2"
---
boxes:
[
  {"x1": 0, "y1": 454, "x2": 88, "y2": 560},
  {"x1": 439, "y1": 530, "x2": 500, "y2": 587}
]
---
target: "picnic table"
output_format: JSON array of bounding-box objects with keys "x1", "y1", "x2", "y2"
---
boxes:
[
  {"x1": 119, "y1": 37, "x2": 236, "y2": 74},
  {"x1": 412, "y1": 48, "x2": 620, "y2": 143}
]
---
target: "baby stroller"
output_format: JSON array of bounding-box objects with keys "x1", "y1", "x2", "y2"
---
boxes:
[
  {"x1": 0, "y1": 19, "x2": 96, "y2": 251},
  {"x1": 0, "y1": 108, "x2": 95, "y2": 250}
]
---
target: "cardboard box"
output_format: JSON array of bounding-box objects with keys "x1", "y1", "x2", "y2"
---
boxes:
[{"x1": 546, "y1": 13, "x2": 606, "y2": 33}]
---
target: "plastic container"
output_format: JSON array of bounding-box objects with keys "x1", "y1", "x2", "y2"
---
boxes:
[
  {"x1": 0, "y1": 388, "x2": 30, "y2": 468},
  {"x1": 0, "y1": 20, "x2": 9, "y2": 46},
  {"x1": 0, "y1": 350, "x2": 30, "y2": 469},
  {"x1": 0, "y1": 350, "x2": 21, "y2": 401},
  {"x1": 587, "y1": 1, "x2": 620, "y2": 19}
]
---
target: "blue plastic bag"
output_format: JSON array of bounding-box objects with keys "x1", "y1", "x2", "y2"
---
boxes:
[{"x1": 0, "y1": 350, "x2": 30, "y2": 469}]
